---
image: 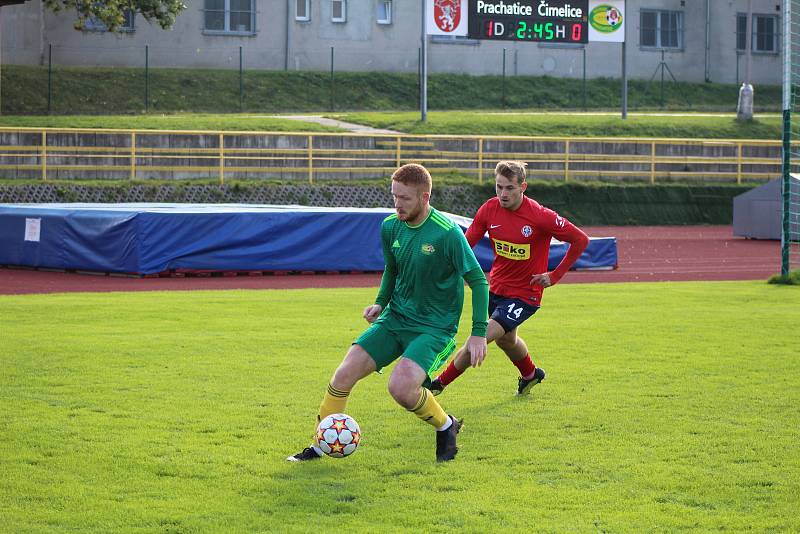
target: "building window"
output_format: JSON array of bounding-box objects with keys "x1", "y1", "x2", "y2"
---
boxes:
[
  {"x1": 332, "y1": 0, "x2": 346, "y2": 22},
  {"x1": 736, "y1": 13, "x2": 747, "y2": 51},
  {"x1": 377, "y1": 0, "x2": 392, "y2": 24},
  {"x1": 204, "y1": 0, "x2": 255, "y2": 34},
  {"x1": 83, "y1": 9, "x2": 135, "y2": 32},
  {"x1": 754, "y1": 14, "x2": 778, "y2": 52},
  {"x1": 736, "y1": 13, "x2": 779, "y2": 53},
  {"x1": 640, "y1": 9, "x2": 682, "y2": 49},
  {"x1": 296, "y1": 0, "x2": 310, "y2": 21}
]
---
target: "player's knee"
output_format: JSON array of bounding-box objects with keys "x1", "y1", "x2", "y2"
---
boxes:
[
  {"x1": 496, "y1": 334, "x2": 516, "y2": 351},
  {"x1": 387, "y1": 376, "x2": 417, "y2": 409},
  {"x1": 387, "y1": 383, "x2": 415, "y2": 408},
  {"x1": 331, "y1": 360, "x2": 364, "y2": 390},
  {"x1": 331, "y1": 366, "x2": 358, "y2": 390},
  {"x1": 331, "y1": 345, "x2": 375, "y2": 389}
]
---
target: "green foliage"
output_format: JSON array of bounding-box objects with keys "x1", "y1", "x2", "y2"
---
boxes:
[
  {"x1": 1, "y1": 282, "x2": 799, "y2": 532},
  {"x1": 1, "y1": 65, "x2": 782, "y2": 117},
  {"x1": 42, "y1": 0, "x2": 185, "y2": 31},
  {"x1": 769, "y1": 269, "x2": 800, "y2": 285},
  {"x1": 0, "y1": 181, "x2": 755, "y2": 225},
  {"x1": 428, "y1": 74, "x2": 782, "y2": 112},
  {"x1": 3, "y1": 67, "x2": 422, "y2": 115},
  {"x1": 520, "y1": 182, "x2": 751, "y2": 225}
]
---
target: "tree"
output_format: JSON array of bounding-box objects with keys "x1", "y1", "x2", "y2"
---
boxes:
[{"x1": 41, "y1": 0, "x2": 186, "y2": 31}]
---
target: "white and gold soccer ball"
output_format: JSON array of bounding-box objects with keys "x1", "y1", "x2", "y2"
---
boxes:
[{"x1": 315, "y1": 413, "x2": 361, "y2": 458}]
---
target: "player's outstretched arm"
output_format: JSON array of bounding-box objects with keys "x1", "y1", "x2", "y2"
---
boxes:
[
  {"x1": 539, "y1": 220, "x2": 590, "y2": 286},
  {"x1": 371, "y1": 225, "x2": 397, "y2": 322},
  {"x1": 463, "y1": 267, "x2": 489, "y2": 365}
]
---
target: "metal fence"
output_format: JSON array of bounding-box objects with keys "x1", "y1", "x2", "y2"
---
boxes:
[
  {"x1": 5, "y1": 43, "x2": 775, "y2": 115},
  {"x1": 0, "y1": 127, "x2": 790, "y2": 184}
]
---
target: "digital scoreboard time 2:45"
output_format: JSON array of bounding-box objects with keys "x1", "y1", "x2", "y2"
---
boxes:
[{"x1": 468, "y1": 0, "x2": 589, "y2": 44}]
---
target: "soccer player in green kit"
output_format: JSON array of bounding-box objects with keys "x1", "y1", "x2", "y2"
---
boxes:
[{"x1": 288, "y1": 163, "x2": 489, "y2": 462}]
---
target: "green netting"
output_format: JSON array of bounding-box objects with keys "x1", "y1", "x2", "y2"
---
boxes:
[{"x1": 784, "y1": 2, "x2": 800, "y2": 275}]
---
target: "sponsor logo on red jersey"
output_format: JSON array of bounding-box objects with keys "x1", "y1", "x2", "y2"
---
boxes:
[{"x1": 494, "y1": 239, "x2": 530, "y2": 260}]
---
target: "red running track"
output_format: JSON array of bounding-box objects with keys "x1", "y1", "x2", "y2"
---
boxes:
[{"x1": 0, "y1": 226, "x2": 781, "y2": 295}]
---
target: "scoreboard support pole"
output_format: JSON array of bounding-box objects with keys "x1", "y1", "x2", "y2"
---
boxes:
[
  {"x1": 420, "y1": 0, "x2": 428, "y2": 123},
  {"x1": 621, "y1": 0, "x2": 628, "y2": 119}
]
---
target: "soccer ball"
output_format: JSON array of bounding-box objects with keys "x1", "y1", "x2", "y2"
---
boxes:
[{"x1": 315, "y1": 413, "x2": 361, "y2": 458}]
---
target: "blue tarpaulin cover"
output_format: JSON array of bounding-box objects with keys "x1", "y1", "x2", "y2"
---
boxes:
[{"x1": 0, "y1": 203, "x2": 617, "y2": 274}]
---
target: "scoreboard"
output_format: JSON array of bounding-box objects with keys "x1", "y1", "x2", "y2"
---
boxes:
[{"x1": 467, "y1": 0, "x2": 589, "y2": 44}]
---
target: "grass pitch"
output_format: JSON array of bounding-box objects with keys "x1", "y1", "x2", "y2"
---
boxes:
[
  {"x1": 336, "y1": 111, "x2": 782, "y2": 139},
  {"x1": 0, "y1": 110, "x2": 781, "y2": 139},
  {"x1": 1, "y1": 282, "x2": 798, "y2": 532}
]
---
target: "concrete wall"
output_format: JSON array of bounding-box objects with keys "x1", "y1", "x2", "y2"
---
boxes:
[
  {"x1": 1, "y1": 0, "x2": 44, "y2": 65},
  {"x1": 0, "y1": 0, "x2": 783, "y2": 84},
  {"x1": 0, "y1": 130, "x2": 782, "y2": 182}
]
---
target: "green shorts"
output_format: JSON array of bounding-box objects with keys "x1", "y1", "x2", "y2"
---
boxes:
[{"x1": 354, "y1": 311, "x2": 456, "y2": 384}]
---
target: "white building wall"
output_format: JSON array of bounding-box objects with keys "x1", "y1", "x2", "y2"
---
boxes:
[
  {"x1": 1, "y1": 0, "x2": 45, "y2": 65},
  {"x1": 708, "y1": 0, "x2": 783, "y2": 84},
  {"x1": 0, "y1": 0, "x2": 783, "y2": 85}
]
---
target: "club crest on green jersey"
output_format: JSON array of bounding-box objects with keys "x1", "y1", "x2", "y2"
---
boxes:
[{"x1": 421, "y1": 243, "x2": 436, "y2": 255}]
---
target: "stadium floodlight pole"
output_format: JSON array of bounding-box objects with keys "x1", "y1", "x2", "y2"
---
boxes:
[
  {"x1": 781, "y1": 0, "x2": 791, "y2": 276},
  {"x1": 420, "y1": 0, "x2": 428, "y2": 123}
]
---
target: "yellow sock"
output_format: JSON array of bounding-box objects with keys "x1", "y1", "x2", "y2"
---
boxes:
[
  {"x1": 409, "y1": 388, "x2": 448, "y2": 428},
  {"x1": 317, "y1": 383, "x2": 350, "y2": 422}
]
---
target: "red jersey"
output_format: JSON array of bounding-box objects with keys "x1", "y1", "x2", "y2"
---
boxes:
[{"x1": 465, "y1": 196, "x2": 589, "y2": 306}]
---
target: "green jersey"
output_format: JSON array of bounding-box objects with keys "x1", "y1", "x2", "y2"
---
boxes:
[{"x1": 375, "y1": 207, "x2": 484, "y2": 337}]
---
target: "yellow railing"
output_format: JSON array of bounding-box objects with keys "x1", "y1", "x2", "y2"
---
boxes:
[{"x1": 0, "y1": 127, "x2": 790, "y2": 185}]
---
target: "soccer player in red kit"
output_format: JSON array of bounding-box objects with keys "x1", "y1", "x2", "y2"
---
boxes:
[{"x1": 430, "y1": 160, "x2": 589, "y2": 396}]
